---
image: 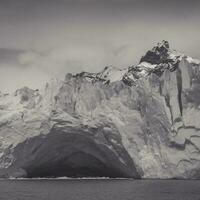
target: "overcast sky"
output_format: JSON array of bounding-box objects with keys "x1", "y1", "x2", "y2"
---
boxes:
[{"x1": 0, "y1": 0, "x2": 200, "y2": 92}]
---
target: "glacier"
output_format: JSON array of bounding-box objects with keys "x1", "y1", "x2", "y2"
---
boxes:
[{"x1": 0, "y1": 40, "x2": 200, "y2": 179}]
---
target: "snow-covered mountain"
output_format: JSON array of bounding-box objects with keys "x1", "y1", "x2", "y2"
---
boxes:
[{"x1": 0, "y1": 40, "x2": 200, "y2": 179}]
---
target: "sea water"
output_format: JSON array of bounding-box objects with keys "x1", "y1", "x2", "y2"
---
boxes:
[{"x1": 0, "y1": 179, "x2": 199, "y2": 200}]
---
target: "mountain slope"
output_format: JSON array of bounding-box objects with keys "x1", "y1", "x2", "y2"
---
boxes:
[{"x1": 0, "y1": 41, "x2": 200, "y2": 178}]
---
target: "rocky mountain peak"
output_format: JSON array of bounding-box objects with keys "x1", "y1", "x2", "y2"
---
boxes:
[
  {"x1": 140, "y1": 40, "x2": 171, "y2": 64},
  {"x1": 154, "y1": 40, "x2": 170, "y2": 51},
  {"x1": 61, "y1": 41, "x2": 200, "y2": 88}
]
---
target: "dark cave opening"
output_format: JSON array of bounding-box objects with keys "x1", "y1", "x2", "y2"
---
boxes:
[
  {"x1": 26, "y1": 151, "x2": 128, "y2": 178},
  {"x1": 11, "y1": 129, "x2": 139, "y2": 178}
]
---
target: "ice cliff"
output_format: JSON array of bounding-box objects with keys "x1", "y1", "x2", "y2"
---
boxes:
[{"x1": 0, "y1": 41, "x2": 200, "y2": 179}]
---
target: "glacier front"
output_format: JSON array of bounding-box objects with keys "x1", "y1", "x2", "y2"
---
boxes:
[{"x1": 0, "y1": 41, "x2": 200, "y2": 179}]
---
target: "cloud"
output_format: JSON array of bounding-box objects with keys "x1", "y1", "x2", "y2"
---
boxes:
[
  {"x1": 0, "y1": 48, "x2": 24, "y2": 65},
  {"x1": 0, "y1": 43, "x2": 144, "y2": 92},
  {"x1": 0, "y1": 45, "x2": 117, "y2": 92},
  {"x1": 18, "y1": 46, "x2": 107, "y2": 75},
  {"x1": 0, "y1": 63, "x2": 50, "y2": 93},
  {"x1": 17, "y1": 43, "x2": 141, "y2": 75}
]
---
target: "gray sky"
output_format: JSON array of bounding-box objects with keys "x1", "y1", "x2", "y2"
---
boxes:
[{"x1": 0, "y1": 0, "x2": 200, "y2": 92}]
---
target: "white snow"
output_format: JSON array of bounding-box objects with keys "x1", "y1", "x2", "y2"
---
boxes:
[
  {"x1": 98, "y1": 66, "x2": 128, "y2": 83},
  {"x1": 186, "y1": 56, "x2": 200, "y2": 65},
  {"x1": 138, "y1": 62, "x2": 157, "y2": 70}
]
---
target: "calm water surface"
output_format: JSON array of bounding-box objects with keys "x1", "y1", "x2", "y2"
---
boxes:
[{"x1": 0, "y1": 179, "x2": 199, "y2": 200}]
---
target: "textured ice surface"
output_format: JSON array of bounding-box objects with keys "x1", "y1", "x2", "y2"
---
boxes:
[{"x1": 0, "y1": 41, "x2": 200, "y2": 178}]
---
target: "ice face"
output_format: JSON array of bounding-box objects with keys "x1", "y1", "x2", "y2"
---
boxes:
[{"x1": 0, "y1": 42, "x2": 200, "y2": 178}]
